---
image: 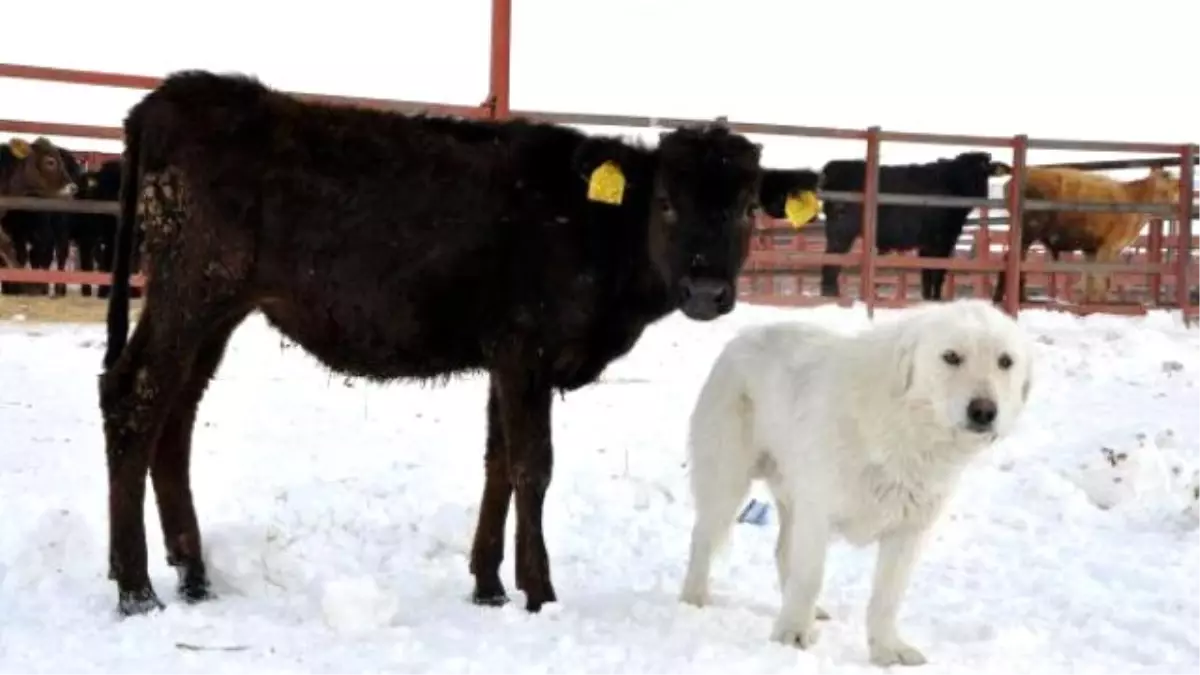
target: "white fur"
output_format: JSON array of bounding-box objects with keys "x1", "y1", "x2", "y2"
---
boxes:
[{"x1": 679, "y1": 299, "x2": 1035, "y2": 667}]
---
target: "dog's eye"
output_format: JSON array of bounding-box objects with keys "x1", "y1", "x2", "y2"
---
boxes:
[
  {"x1": 941, "y1": 350, "x2": 962, "y2": 366},
  {"x1": 998, "y1": 353, "x2": 1013, "y2": 370}
]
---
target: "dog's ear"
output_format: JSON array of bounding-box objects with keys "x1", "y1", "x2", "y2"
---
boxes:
[{"x1": 891, "y1": 328, "x2": 917, "y2": 398}]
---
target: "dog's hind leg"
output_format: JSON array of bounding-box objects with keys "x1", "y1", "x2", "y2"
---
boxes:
[
  {"x1": 679, "y1": 464, "x2": 752, "y2": 608},
  {"x1": 679, "y1": 390, "x2": 757, "y2": 608}
]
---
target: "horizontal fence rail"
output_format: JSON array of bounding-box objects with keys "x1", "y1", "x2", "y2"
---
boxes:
[{"x1": 1, "y1": 53, "x2": 1197, "y2": 324}]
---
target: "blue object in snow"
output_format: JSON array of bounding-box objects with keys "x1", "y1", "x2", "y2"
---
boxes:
[{"x1": 736, "y1": 498, "x2": 772, "y2": 526}]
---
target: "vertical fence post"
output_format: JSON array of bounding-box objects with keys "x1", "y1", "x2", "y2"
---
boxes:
[
  {"x1": 1147, "y1": 217, "x2": 1163, "y2": 307},
  {"x1": 1176, "y1": 144, "x2": 1196, "y2": 321},
  {"x1": 1002, "y1": 135, "x2": 1028, "y2": 318},
  {"x1": 977, "y1": 208, "x2": 990, "y2": 298},
  {"x1": 488, "y1": 0, "x2": 512, "y2": 120},
  {"x1": 861, "y1": 126, "x2": 881, "y2": 319}
]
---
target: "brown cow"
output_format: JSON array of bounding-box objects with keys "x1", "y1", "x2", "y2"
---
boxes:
[
  {"x1": 993, "y1": 166, "x2": 1182, "y2": 304},
  {"x1": 0, "y1": 136, "x2": 78, "y2": 284},
  {"x1": 0, "y1": 136, "x2": 78, "y2": 208}
]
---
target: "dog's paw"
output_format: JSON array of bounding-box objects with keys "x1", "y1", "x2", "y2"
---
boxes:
[
  {"x1": 869, "y1": 640, "x2": 927, "y2": 667},
  {"x1": 771, "y1": 622, "x2": 821, "y2": 650},
  {"x1": 678, "y1": 585, "x2": 709, "y2": 607}
]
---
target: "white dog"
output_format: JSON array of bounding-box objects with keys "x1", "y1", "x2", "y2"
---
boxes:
[{"x1": 679, "y1": 299, "x2": 1034, "y2": 667}]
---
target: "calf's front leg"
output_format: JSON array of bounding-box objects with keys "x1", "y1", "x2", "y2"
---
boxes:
[{"x1": 493, "y1": 363, "x2": 557, "y2": 612}]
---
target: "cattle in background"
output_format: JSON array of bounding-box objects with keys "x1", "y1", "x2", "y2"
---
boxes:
[
  {"x1": 0, "y1": 227, "x2": 16, "y2": 269},
  {"x1": 0, "y1": 137, "x2": 79, "y2": 294},
  {"x1": 70, "y1": 159, "x2": 131, "y2": 298},
  {"x1": 992, "y1": 166, "x2": 1182, "y2": 304},
  {"x1": 1, "y1": 156, "x2": 140, "y2": 299},
  {"x1": 14, "y1": 147, "x2": 88, "y2": 297},
  {"x1": 99, "y1": 70, "x2": 821, "y2": 619},
  {"x1": 818, "y1": 152, "x2": 1012, "y2": 300},
  {"x1": 0, "y1": 209, "x2": 47, "y2": 294}
]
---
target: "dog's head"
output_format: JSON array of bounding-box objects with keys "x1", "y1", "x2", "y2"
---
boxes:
[{"x1": 892, "y1": 299, "x2": 1034, "y2": 441}]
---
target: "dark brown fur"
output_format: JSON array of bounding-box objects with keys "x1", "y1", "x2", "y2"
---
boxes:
[{"x1": 98, "y1": 70, "x2": 819, "y2": 617}]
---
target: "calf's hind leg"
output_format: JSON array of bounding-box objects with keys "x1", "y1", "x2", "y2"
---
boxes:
[
  {"x1": 151, "y1": 311, "x2": 249, "y2": 604},
  {"x1": 100, "y1": 300, "x2": 211, "y2": 615},
  {"x1": 469, "y1": 378, "x2": 513, "y2": 606}
]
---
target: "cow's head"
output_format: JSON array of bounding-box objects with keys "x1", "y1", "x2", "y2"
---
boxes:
[
  {"x1": 2, "y1": 136, "x2": 78, "y2": 198},
  {"x1": 1142, "y1": 166, "x2": 1182, "y2": 206},
  {"x1": 572, "y1": 120, "x2": 820, "y2": 321},
  {"x1": 633, "y1": 121, "x2": 817, "y2": 320},
  {"x1": 946, "y1": 151, "x2": 1011, "y2": 198}
]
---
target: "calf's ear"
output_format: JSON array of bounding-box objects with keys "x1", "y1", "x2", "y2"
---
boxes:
[
  {"x1": 759, "y1": 168, "x2": 821, "y2": 228},
  {"x1": 572, "y1": 137, "x2": 638, "y2": 207}
]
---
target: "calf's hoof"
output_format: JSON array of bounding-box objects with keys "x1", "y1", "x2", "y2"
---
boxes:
[
  {"x1": 472, "y1": 589, "x2": 510, "y2": 608},
  {"x1": 521, "y1": 584, "x2": 557, "y2": 613},
  {"x1": 178, "y1": 578, "x2": 214, "y2": 604},
  {"x1": 471, "y1": 575, "x2": 509, "y2": 607},
  {"x1": 117, "y1": 587, "x2": 165, "y2": 617}
]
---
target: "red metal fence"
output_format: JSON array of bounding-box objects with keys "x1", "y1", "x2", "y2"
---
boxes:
[{"x1": 1, "y1": 0, "x2": 1196, "y2": 324}]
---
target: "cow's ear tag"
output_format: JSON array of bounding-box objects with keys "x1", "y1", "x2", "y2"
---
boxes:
[
  {"x1": 9, "y1": 137, "x2": 30, "y2": 159},
  {"x1": 587, "y1": 161, "x2": 625, "y2": 206},
  {"x1": 784, "y1": 190, "x2": 819, "y2": 228}
]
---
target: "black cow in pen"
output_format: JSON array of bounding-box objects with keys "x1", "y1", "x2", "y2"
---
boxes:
[{"x1": 818, "y1": 151, "x2": 1011, "y2": 300}]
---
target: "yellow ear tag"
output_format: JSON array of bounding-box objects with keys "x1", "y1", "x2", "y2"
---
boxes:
[
  {"x1": 784, "y1": 190, "x2": 819, "y2": 228},
  {"x1": 587, "y1": 161, "x2": 625, "y2": 206},
  {"x1": 9, "y1": 138, "x2": 30, "y2": 160}
]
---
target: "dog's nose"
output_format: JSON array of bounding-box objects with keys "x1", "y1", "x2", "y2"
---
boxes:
[{"x1": 966, "y1": 397, "x2": 997, "y2": 429}]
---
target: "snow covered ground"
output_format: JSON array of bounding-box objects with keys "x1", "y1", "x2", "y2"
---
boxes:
[{"x1": 0, "y1": 303, "x2": 1197, "y2": 673}]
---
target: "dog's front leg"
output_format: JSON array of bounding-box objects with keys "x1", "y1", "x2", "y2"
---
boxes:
[
  {"x1": 866, "y1": 526, "x2": 930, "y2": 667},
  {"x1": 769, "y1": 512, "x2": 828, "y2": 649}
]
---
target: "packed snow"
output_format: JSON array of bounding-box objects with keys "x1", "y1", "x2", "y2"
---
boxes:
[{"x1": 0, "y1": 302, "x2": 1197, "y2": 673}]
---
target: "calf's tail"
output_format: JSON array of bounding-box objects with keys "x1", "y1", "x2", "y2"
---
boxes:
[{"x1": 103, "y1": 110, "x2": 143, "y2": 371}]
